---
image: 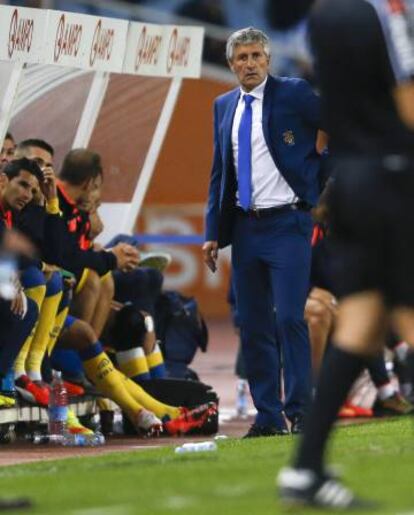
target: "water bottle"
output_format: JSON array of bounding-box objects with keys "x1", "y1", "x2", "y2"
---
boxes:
[
  {"x1": 31, "y1": 433, "x2": 65, "y2": 445},
  {"x1": 30, "y1": 432, "x2": 105, "y2": 446},
  {"x1": 61, "y1": 432, "x2": 105, "y2": 447},
  {"x1": 236, "y1": 379, "x2": 249, "y2": 418},
  {"x1": 1, "y1": 369, "x2": 16, "y2": 399},
  {"x1": 48, "y1": 371, "x2": 68, "y2": 436},
  {"x1": 174, "y1": 441, "x2": 217, "y2": 454}
]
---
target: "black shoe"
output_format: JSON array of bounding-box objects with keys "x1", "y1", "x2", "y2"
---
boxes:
[
  {"x1": 243, "y1": 423, "x2": 289, "y2": 438},
  {"x1": 277, "y1": 466, "x2": 377, "y2": 510},
  {"x1": 290, "y1": 414, "x2": 305, "y2": 435}
]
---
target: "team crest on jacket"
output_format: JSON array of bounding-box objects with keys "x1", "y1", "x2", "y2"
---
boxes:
[{"x1": 283, "y1": 130, "x2": 295, "y2": 145}]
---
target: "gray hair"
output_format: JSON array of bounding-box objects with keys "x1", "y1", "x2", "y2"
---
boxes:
[{"x1": 226, "y1": 27, "x2": 270, "y2": 62}]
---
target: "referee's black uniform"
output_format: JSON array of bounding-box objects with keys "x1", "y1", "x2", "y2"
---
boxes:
[
  {"x1": 278, "y1": 0, "x2": 414, "y2": 509},
  {"x1": 311, "y1": 0, "x2": 414, "y2": 305}
]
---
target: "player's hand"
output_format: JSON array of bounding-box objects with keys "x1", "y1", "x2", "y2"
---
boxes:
[
  {"x1": 10, "y1": 280, "x2": 27, "y2": 318},
  {"x1": 39, "y1": 166, "x2": 57, "y2": 201},
  {"x1": 42, "y1": 262, "x2": 60, "y2": 273},
  {"x1": 202, "y1": 241, "x2": 218, "y2": 273},
  {"x1": 111, "y1": 243, "x2": 140, "y2": 272}
]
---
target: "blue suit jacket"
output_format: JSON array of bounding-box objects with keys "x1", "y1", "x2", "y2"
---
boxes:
[{"x1": 205, "y1": 75, "x2": 325, "y2": 249}]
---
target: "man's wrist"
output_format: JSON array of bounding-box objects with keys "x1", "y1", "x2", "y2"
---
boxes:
[{"x1": 45, "y1": 197, "x2": 60, "y2": 215}]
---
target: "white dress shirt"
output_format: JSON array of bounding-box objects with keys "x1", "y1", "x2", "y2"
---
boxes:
[{"x1": 231, "y1": 76, "x2": 297, "y2": 208}]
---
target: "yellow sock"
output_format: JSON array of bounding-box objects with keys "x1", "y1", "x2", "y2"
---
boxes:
[
  {"x1": 23, "y1": 282, "x2": 47, "y2": 311},
  {"x1": 81, "y1": 343, "x2": 143, "y2": 419},
  {"x1": 14, "y1": 284, "x2": 46, "y2": 378},
  {"x1": 47, "y1": 306, "x2": 69, "y2": 356},
  {"x1": 120, "y1": 373, "x2": 180, "y2": 420},
  {"x1": 117, "y1": 348, "x2": 151, "y2": 381},
  {"x1": 27, "y1": 279, "x2": 62, "y2": 380}
]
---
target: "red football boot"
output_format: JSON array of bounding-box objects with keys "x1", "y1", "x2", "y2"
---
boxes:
[
  {"x1": 15, "y1": 375, "x2": 49, "y2": 406},
  {"x1": 163, "y1": 402, "x2": 218, "y2": 436}
]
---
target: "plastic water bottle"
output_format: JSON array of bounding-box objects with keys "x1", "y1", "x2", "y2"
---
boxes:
[
  {"x1": 61, "y1": 432, "x2": 105, "y2": 447},
  {"x1": 1, "y1": 369, "x2": 16, "y2": 399},
  {"x1": 236, "y1": 379, "x2": 249, "y2": 418},
  {"x1": 31, "y1": 432, "x2": 105, "y2": 446},
  {"x1": 31, "y1": 433, "x2": 65, "y2": 445},
  {"x1": 48, "y1": 371, "x2": 68, "y2": 436},
  {"x1": 174, "y1": 441, "x2": 217, "y2": 454}
]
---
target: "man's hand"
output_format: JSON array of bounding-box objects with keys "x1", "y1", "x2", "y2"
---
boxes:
[
  {"x1": 111, "y1": 243, "x2": 140, "y2": 272},
  {"x1": 308, "y1": 287, "x2": 338, "y2": 315},
  {"x1": 202, "y1": 241, "x2": 218, "y2": 273},
  {"x1": 39, "y1": 166, "x2": 57, "y2": 202},
  {"x1": 42, "y1": 263, "x2": 60, "y2": 274},
  {"x1": 10, "y1": 279, "x2": 27, "y2": 318}
]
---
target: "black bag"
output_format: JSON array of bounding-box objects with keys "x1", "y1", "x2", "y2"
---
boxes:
[
  {"x1": 154, "y1": 291, "x2": 208, "y2": 379},
  {"x1": 123, "y1": 378, "x2": 219, "y2": 435}
]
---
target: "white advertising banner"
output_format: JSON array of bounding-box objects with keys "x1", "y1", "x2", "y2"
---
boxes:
[
  {"x1": 0, "y1": 5, "x2": 203, "y2": 77},
  {"x1": 0, "y1": 6, "x2": 48, "y2": 63},
  {"x1": 123, "y1": 22, "x2": 164, "y2": 77},
  {"x1": 43, "y1": 11, "x2": 128, "y2": 72},
  {"x1": 162, "y1": 25, "x2": 204, "y2": 78},
  {"x1": 123, "y1": 22, "x2": 204, "y2": 78}
]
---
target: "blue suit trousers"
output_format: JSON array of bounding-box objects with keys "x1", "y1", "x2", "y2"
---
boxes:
[{"x1": 231, "y1": 208, "x2": 313, "y2": 428}]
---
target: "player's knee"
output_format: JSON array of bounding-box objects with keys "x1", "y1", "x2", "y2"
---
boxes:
[
  {"x1": 45, "y1": 271, "x2": 63, "y2": 297},
  {"x1": 83, "y1": 269, "x2": 101, "y2": 295},
  {"x1": 73, "y1": 319, "x2": 98, "y2": 348},
  {"x1": 20, "y1": 266, "x2": 46, "y2": 290}
]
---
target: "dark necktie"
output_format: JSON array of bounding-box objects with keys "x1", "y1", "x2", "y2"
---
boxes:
[{"x1": 237, "y1": 94, "x2": 255, "y2": 211}]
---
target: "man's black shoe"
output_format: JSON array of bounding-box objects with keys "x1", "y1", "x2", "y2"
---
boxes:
[
  {"x1": 290, "y1": 414, "x2": 305, "y2": 435},
  {"x1": 243, "y1": 423, "x2": 289, "y2": 438},
  {"x1": 277, "y1": 466, "x2": 378, "y2": 510}
]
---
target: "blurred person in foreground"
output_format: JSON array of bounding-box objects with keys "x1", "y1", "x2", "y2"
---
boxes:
[{"x1": 278, "y1": 0, "x2": 414, "y2": 509}]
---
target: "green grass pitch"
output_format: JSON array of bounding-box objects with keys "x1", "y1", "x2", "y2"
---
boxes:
[{"x1": 0, "y1": 417, "x2": 413, "y2": 514}]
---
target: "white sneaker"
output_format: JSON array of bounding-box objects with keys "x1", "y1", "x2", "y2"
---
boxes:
[
  {"x1": 277, "y1": 466, "x2": 374, "y2": 510},
  {"x1": 135, "y1": 409, "x2": 163, "y2": 436}
]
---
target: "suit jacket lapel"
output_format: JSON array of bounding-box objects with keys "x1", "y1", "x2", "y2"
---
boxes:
[{"x1": 262, "y1": 75, "x2": 276, "y2": 152}]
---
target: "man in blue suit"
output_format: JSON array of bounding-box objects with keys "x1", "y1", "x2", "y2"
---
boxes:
[{"x1": 203, "y1": 27, "x2": 326, "y2": 437}]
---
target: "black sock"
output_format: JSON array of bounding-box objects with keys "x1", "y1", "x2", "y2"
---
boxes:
[{"x1": 294, "y1": 345, "x2": 366, "y2": 474}]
